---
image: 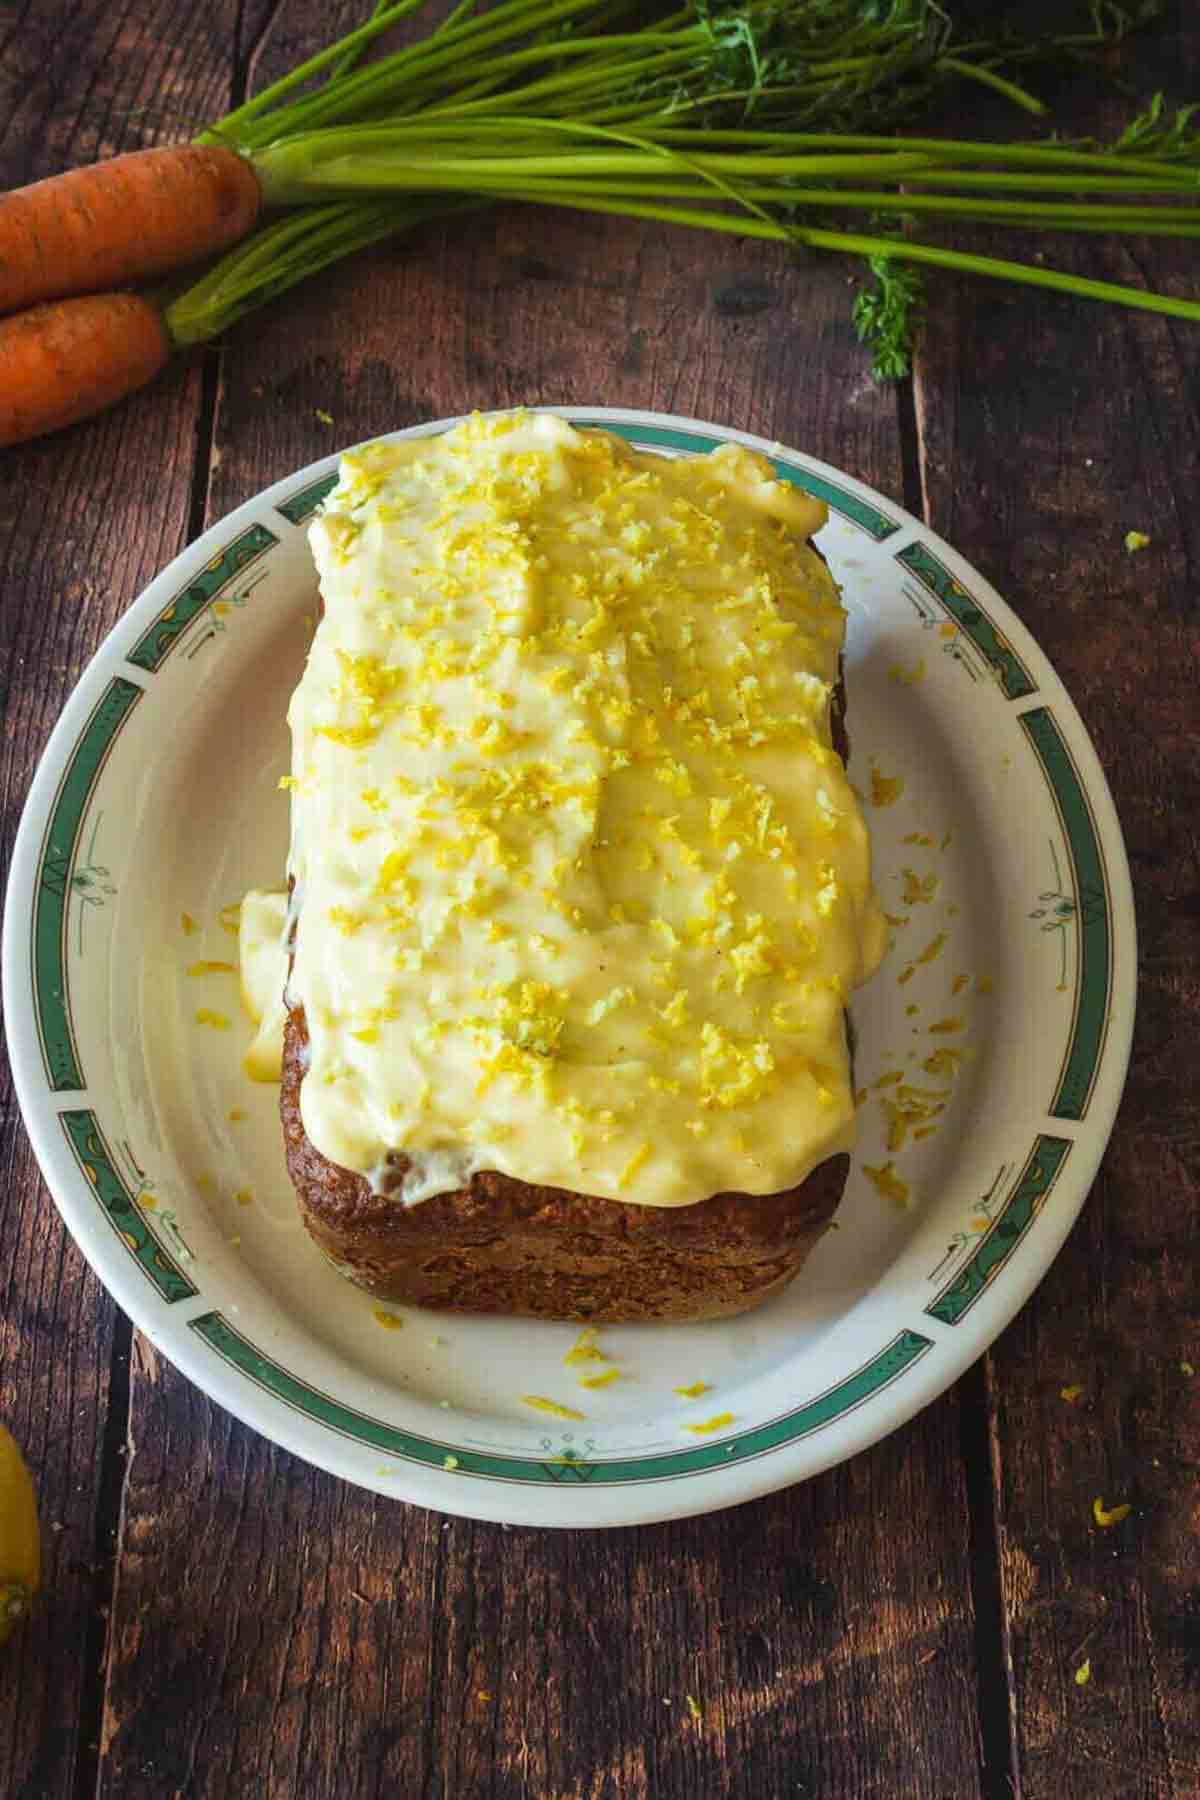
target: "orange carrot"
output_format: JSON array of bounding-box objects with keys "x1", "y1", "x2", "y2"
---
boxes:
[
  {"x1": 0, "y1": 294, "x2": 171, "y2": 447},
  {"x1": 0, "y1": 145, "x2": 261, "y2": 317}
]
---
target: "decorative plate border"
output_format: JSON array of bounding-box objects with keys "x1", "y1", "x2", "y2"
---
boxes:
[
  {"x1": 60, "y1": 1111, "x2": 197, "y2": 1304},
  {"x1": 191, "y1": 1312, "x2": 932, "y2": 1486},
  {"x1": 1020, "y1": 708, "x2": 1113, "y2": 1122},
  {"x1": 277, "y1": 474, "x2": 338, "y2": 527},
  {"x1": 896, "y1": 541, "x2": 1037, "y2": 699},
  {"x1": 33, "y1": 676, "x2": 142, "y2": 1092},
  {"x1": 925, "y1": 1136, "x2": 1072, "y2": 1326},
  {"x1": 4, "y1": 406, "x2": 1135, "y2": 1523},
  {"x1": 126, "y1": 523, "x2": 278, "y2": 672}
]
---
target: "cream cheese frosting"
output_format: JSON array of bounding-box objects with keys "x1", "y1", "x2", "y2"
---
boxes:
[
  {"x1": 286, "y1": 411, "x2": 886, "y2": 1206},
  {"x1": 238, "y1": 888, "x2": 288, "y2": 1082}
]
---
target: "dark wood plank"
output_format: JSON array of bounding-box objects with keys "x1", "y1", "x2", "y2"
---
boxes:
[
  {"x1": 912, "y1": 21, "x2": 1200, "y2": 1799},
  {"x1": 0, "y1": 4, "x2": 256, "y2": 1794},
  {"x1": 99, "y1": 12, "x2": 988, "y2": 1795},
  {"x1": 105, "y1": 1367, "x2": 983, "y2": 1800}
]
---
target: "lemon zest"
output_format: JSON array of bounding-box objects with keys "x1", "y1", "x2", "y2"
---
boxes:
[
  {"x1": 683, "y1": 1412, "x2": 735, "y2": 1435},
  {"x1": 563, "y1": 1328, "x2": 607, "y2": 1367},
  {"x1": 521, "y1": 1395, "x2": 586, "y2": 1421},
  {"x1": 862, "y1": 1160, "x2": 910, "y2": 1209},
  {"x1": 869, "y1": 768, "x2": 905, "y2": 808}
]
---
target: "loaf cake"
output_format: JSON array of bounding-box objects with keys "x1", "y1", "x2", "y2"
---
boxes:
[{"x1": 277, "y1": 412, "x2": 885, "y2": 1321}]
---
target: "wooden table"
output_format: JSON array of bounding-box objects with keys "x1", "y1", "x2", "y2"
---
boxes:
[{"x1": 2, "y1": 7, "x2": 1197, "y2": 1797}]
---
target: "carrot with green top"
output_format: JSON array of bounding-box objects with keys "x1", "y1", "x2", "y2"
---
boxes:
[
  {"x1": 2, "y1": 4, "x2": 1199, "y2": 448},
  {"x1": 0, "y1": 196, "x2": 456, "y2": 446},
  {"x1": 0, "y1": 146, "x2": 261, "y2": 316}
]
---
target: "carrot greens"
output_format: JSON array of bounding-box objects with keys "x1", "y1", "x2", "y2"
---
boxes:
[
  {"x1": 11, "y1": 0, "x2": 1199, "y2": 428},
  {"x1": 168, "y1": 1, "x2": 1200, "y2": 377}
]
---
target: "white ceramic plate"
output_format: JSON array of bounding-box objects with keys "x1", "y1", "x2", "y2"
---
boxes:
[{"x1": 3, "y1": 408, "x2": 1135, "y2": 1527}]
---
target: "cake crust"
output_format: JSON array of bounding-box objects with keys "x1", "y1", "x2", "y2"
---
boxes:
[{"x1": 281, "y1": 1004, "x2": 849, "y2": 1321}]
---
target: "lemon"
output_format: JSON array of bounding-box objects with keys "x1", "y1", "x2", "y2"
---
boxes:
[{"x1": 0, "y1": 1424, "x2": 40, "y2": 1644}]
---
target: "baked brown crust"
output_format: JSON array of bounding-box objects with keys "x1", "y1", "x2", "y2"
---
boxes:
[{"x1": 282, "y1": 1005, "x2": 847, "y2": 1321}]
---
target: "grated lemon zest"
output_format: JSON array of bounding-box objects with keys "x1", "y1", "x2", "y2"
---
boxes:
[
  {"x1": 869, "y1": 767, "x2": 905, "y2": 808},
  {"x1": 521, "y1": 1395, "x2": 586, "y2": 1421},
  {"x1": 862, "y1": 1160, "x2": 910, "y2": 1209},
  {"x1": 564, "y1": 1328, "x2": 607, "y2": 1367},
  {"x1": 683, "y1": 1412, "x2": 735, "y2": 1435}
]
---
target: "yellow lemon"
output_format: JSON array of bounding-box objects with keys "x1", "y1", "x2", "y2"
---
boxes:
[{"x1": 0, "y1": 1424, "x2": 39, "y2": 1644}]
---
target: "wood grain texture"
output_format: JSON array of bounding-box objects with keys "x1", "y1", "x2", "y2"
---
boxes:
[
  {"x1": 4, "y1": 2, "x2": 1195, "y2": 1795},
  {"x1": 912, "y1": 21, "x2": 1200, "y2": 1799},
  {"x1": 99, "y1": 11, "x2": 985, "y2": 1794},
  {"x1": 103, "y1": 1362, "x2": 983, "y2": 1800},
  {"x1": 0, "y1": 4, "x2": 251, "y2": 1795}
]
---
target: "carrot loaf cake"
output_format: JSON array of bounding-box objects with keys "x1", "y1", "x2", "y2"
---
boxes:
[{"x1": 273, "y1": 411, "x2": 886, "y2": 1320}]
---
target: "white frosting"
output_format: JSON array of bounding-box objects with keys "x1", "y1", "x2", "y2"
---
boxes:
[
  {"x1": 284, "y1": 411, "x2": 886, "y2": 1206},
  {"x1": 237, "y1": 888, "x2": 288, "y2": 1082}
]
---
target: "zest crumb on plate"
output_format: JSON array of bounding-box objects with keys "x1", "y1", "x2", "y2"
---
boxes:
[
  {"x1": 900, "y1": 867, "x2": 939, "y2": 906},
  {"x1": 521, "y1": 1395, "x2": 586, "y2": 1421},
  {"x1": 868, "y1": 767, "x2": 905, "y2": 807},
  {"x1": 861, "y1": 1160, "x2": 910, "y2": 1209},
  {"x1": 683, "y1": 1411, "x2": 735, "y2": 1435},
  {"x1": 563, "y1": 1327, "x2": 607, "y2": 1367}
]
